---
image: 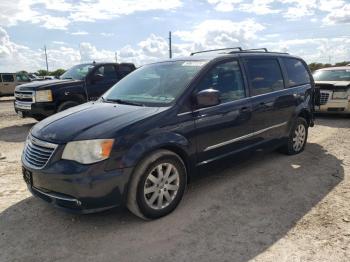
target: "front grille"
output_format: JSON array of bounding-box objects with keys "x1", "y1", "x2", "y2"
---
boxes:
[
  {"x1": 23, "y1": 135, "x2": 58, "y2": 169},
  {"x1": 15, "y1": 91, "x2": 34, "y2": 102},
  {"x1": 320, "y1": 92, "x2": 330, "y2": 105}
]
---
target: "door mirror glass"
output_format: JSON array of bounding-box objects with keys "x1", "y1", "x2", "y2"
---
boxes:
[{"x1": 196, "y1": 88, "x2": 220, "y2": 108}]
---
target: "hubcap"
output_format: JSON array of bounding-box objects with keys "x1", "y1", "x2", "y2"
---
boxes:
[
  {"x1": 144, "y1": 163, "x2": 180, "y2": 210},
  {"x1": 292, "y1": 124, "x2": 306, "y2": 152}
]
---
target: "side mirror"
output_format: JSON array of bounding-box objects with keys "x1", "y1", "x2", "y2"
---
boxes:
[
  {"x1": 92, "y1": 73, "x2": 104, "y2": 82},
  {"x1": 196, "y1": 88, "x2": 220, "y2": 108}
]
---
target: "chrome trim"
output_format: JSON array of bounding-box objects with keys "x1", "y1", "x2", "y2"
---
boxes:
[
  {"x1": 204, "y1": 122, "x2": 288, "y2": 151},
  {"x1": 14, "y1": 91, "x2": 34, "y2": 99},
  {"x1": 32, "y1": 187, "x2": 81, "y2": 205},
  {"x1": 15, "y1": 101, "x2": 32, "y2": 110},
  {"x1": 22, "y1": 135, "x2": 58, "y2": 170}
]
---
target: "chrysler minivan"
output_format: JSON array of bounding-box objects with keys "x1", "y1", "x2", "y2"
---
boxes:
[{"x1": 22, "y1": 48, "x2": 315, "y2": 219}]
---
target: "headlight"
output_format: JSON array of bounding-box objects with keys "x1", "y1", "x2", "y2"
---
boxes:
[
  {"x1": 62, "y1": 139, "x2": 114, "y2": 164},
  {"x1": 35, "y1": 90, "x2": 53, "y2": 102}
]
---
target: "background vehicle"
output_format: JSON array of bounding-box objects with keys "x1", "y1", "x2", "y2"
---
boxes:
[
  {"x1": 0, "y1": 73, "x2": 30, "y2": 96},
  {"x1": 313, "y1": 66, "x2": 350, "y2": 115},
  {"x1": 21, "y1": 48, "x2": 315, "y2": 219},
  {"x1": 14, "y1": 62, "x2": 136, "y2": 120}
]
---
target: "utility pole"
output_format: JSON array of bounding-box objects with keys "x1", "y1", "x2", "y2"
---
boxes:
[
  {"x1": 44, "y1": 45, "x2": 49, "y2": 73},
  {"x1": 115, "y1": 52, "x2": 118, "y2": 63},
  {"x1": 168, "y1": 31, "x2": 172, "y2": 59}
]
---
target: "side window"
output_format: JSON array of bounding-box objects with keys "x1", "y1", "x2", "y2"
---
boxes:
[
  {"x1": 282, "y1": 58, "x2": 310, "y2": 87},
  {"x1": 197, "y1": 60, "x2": 245, "y2": 103},
  {"x1": 245, "y1": 59, "x2": 284, "y2": 96},
  {"x1": 2, "y1": 74, "x2": 14, "y2": 82},
  {"x1": 118, "y1": 64, "x2": 134, "y2": 78},
  {"x1": 94, "y1": 65, "x2": 118, "y2": 80}
]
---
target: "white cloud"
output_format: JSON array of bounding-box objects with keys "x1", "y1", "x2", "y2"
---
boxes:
[
  {"x1": 323, "y1": 3, "x2": 350, "y2": 25},
  {"x1": 100, "y1": 32, "x2": 115, "y2": 37},
  {"x1": 240, "y1": 0, "x2": 280, "y2": 15},
  {"x1": 207, "y1": 0, "x2": 243, "y2": 12},
  {"x1": 68, "y1": 0, "x2": 182, "y2": 22},
  {"x1": 174, "y1": 19, "x2": 265, "y2": 50},
  {"x1": 0, "y1": 0, "x2": 182, "y2": 30},
  {"x1": 71, "y1": 31, "x2": 89, "y2": 36}
]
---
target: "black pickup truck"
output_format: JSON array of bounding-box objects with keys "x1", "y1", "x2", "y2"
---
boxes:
[{"x1": 14, "y1": 62, "x2": 135, "y2": 120}]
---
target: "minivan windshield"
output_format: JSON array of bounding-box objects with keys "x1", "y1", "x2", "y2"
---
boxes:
[
  {"x1": 60, "y1": 64, "x2": 94, "y2": 80},
  {"x1": 103, "y1": 60, "x2": 208, "y2": 106},
  {"x1": 313, "y1": 69, "x2": 350, "y2": 81}
]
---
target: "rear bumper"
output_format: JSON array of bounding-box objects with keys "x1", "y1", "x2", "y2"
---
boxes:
[{"x1": 22, "y1": 160, "x2": 133, "y2": 214}]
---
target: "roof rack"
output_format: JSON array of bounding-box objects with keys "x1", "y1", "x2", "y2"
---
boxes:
[
  {"x1": 190, "y1": 47, "x2": 243, "y2": 56},
  {"x1": 190, "y1": 47, "x2": 289, "y2": 56}
]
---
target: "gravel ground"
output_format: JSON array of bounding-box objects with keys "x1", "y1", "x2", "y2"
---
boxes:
[{"x1": 0, "y1": 99, "x2": 349, "y2": 262}]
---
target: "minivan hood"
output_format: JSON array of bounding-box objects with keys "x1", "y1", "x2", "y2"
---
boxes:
[
  {"x1": 31, "y1": 102, "x2": 167, "y2": 143},
  {"x1": 15, "y1": 79, "x2": 83, "y2": 91}
]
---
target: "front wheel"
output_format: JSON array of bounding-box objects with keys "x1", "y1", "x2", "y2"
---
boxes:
[
  {"x1": 280, "y1": 117, "x2": 308, "y2": 155},
  {"x1": 127, "y1": 150, "x2": 187, "y2": 220},
  {"x1": 57, "y1": 101, "x2": 79, "y2": 112}
]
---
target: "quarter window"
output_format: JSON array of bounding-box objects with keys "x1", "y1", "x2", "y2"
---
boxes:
[
  {"x1": 196, "y1": 60, "x2": 246, "y2": 103},
  {"x1": 282, "y1": 58, "x2": 310, "y2": 87},
  {"x1": 245, "y1": 59, "x2": 284, "y2": 96},
  {"x1": 2, "y1": 74, "x2": 14, "y2": 82}
]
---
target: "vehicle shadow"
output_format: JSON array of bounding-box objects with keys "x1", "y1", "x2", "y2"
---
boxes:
[
  {"x1": 0, "y1": 123, "x2": 34, "y2": 143},
  {"x1": 315, "y1": 113, "x2": 349, "y2": 128},
  {"x1": 0, "y1": 143, "x2": 344, "y2": 262}
]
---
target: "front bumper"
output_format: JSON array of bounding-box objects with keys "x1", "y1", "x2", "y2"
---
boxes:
[
  {"x1": 14, "y1": 101, "x2": 57, "y2": 118},
  {"x1": 22, "y1": 159, "x2": 133, "y2": 214},
  {"x1": 315, "y1": 99, "x2": 350, "y2": 114}
]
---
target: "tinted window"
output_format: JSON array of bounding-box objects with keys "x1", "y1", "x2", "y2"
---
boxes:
[
  {"x1": 2, "y1": 74, "x2": 14, "y2": 82},
  {"x1": 95, "y1": 65, "x2": 118, "y2": 80},
  {"x1": 283, "y1": 58, "x2": 310, "y2": 87},
  {"x1": 118, "y1": 64, "x2": 134, "y2": 78},
  {"x1": 245, "y1": 59, "x2": 284, "y2": 96},
  {"x1": 197, "y1": 60, "x2": 245, "y2": 103}
]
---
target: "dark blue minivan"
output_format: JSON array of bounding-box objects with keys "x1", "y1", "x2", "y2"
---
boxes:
[{"x1": 22, "y1": 48, "x2": 315, "y2": 219}]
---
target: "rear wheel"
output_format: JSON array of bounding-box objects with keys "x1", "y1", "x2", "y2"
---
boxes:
[
  {"x1": 127, "y1": 150, "x2": 187, "y2": 220},
  {"x1": 57, "y1": 101, "x2": 79, "y2": 112},
  {"x1": 280, "y1": 117, "x2": 308, "y2": 155}
]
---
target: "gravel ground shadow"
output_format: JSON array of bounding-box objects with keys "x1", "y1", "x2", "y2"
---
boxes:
[
  {"x1": 0, "y1": 142, "x2": 344, "y2": 262},
  {"x1": 0, "y1": 123, "x2": 34, "y2": 143}
]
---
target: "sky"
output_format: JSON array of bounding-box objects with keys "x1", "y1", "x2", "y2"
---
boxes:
[{"x1": 0, "y1": 0, "x2": 349, "y2": 72}]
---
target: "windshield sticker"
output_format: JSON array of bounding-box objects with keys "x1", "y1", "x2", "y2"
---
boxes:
[{"x1": 182, "y1": 61, "x2": 207, "y2": 67}]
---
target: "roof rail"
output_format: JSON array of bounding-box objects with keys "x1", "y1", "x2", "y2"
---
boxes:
[
  {"x1": 190, "y1": 47, "x2": 289, "y2": 56},
  {"x1": 190, "y1": 47, "x2": 242, "y2": 56}
]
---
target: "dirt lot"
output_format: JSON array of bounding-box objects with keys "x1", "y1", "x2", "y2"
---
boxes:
[{"x1": 0, "y1": 98, "x2": 349, "y2": 262}]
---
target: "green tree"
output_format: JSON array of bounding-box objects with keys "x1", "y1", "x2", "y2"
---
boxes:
[
  {"x1": 49, "y1": 69, "x2": 66, "y2": 77},
  {"x1": 36, "y1": 70, "x2": 49, "y2": 76}
]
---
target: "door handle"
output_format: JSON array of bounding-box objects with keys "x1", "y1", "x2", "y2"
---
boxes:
[{"x1": 240, "y1": 106, "x2": 250, "y2": 113}]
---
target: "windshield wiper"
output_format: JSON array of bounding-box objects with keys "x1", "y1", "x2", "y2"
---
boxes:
[
  {"x1": 104, "y1": 98, "x2": 144, "y2": 106},
  {"x1": 61, "y1": 77, "x2": 73, "y2": 80}
]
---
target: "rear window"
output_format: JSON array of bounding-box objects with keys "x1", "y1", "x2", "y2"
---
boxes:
[
  {"x1": 282, "y1": 58, "x2": 310, "y2": 87},
  {"x1": 245, "y1": 58, "x2": 284, "y2": 96},
  {"x1": 2, "y1": 74, "x2": 14, "y2": 82}
]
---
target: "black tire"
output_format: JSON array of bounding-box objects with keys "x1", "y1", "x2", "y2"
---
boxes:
[
  {"x1": 57, "y1": 101, "x2": 79, "y2": 112},
  {"x1": 127, "y1": 149, "x2": 187, "y2": 220},
  {"x1": 280, "y1": 117, "x2": 308, "y2": 155}
]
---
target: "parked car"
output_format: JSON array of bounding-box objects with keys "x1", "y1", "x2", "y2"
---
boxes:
[
  {"x1": 21, "y1": 48, "x2": 315, "y2": 219},
  {"x1": 313, "y1": 66, "x2": 350, "y2": 115},
  {"x1": 0, "y1": 73, "x2": 30, "y2": 96},
  {"x1": 14, "y1": 62, "x2": 136, "y2": 120}
]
